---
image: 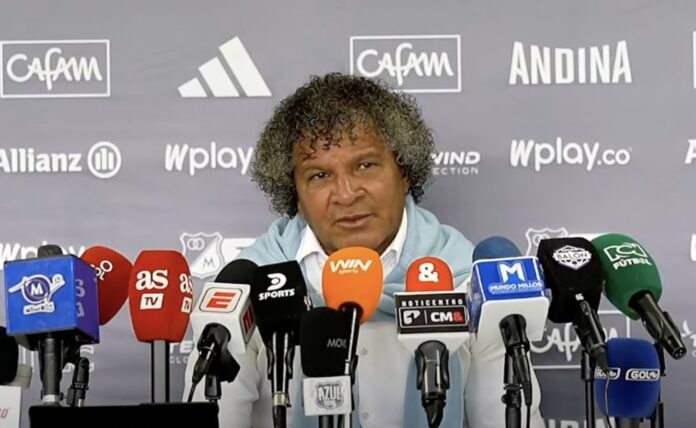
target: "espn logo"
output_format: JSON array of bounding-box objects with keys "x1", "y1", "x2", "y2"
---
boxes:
[
  {"x1": 240, "y1": 303, "x2": 255, "y2": 342},
  {"x1": 199, "y1": 287, "x2": 240, "y2": 312}
]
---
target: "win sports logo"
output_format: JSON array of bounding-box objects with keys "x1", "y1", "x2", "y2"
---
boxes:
[{"x1": 178, "y1": 37, "x2": 271, "y2": 98}]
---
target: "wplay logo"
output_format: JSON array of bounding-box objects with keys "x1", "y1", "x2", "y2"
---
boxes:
[
  {"x1": 552, "y1": 246, "x2": 592, "y2": 270},
  {"x1": 180, "y1": 232, "x2": 255, "y2": 279},
  {"x1": 178, "y1": 36, "x2": 271, "y2": 98},
  {"x1": 8, "y1": 274, "x2": 65, "y2": 314},
  {"x1": 350, "y1": 35, "x2": 461, "y2": 93},
  {"x1": 510, "y1": 137, "x2": 631, "y2": 172},
  {"x1": 0, "y1": 39, "x2": 110, "y2": 98}
]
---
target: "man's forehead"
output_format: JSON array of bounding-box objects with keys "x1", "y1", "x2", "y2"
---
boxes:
[{"x1": 293, "y1": 128, "x2": 388, "y2": 161}]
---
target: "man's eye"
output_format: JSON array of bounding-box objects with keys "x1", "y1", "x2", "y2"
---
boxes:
[
  {"x1": 310, "y1": 172, "x2": 328, "y2": 180},
  {"x1": 358, "y1": 162, "x2": 374, "y2": 170}
]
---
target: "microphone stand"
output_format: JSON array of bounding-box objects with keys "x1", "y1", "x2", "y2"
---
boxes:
[
  {"x1": 501, "y1": 351, "x2": 522, "y2": 428},
  {"x1": 204, "y1": 373, "x2": 221, "y2": 403},
  {"x1": 66, "y1": 356, "x2": 90, "y2": 407},
  {"x1": 580, "y1": 350, "x2": 596, "y2": 428},
  {"x1": 649, "y1": 343, "x2": 665, "y2": 428},
  {"x1": 151, "y1": 340, "x2": 170, "y2": 403},
  {"x1": 337, "y1": 303, "x2": 362, "y2": 428}
]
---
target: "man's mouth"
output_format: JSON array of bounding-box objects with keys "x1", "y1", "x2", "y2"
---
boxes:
[{"x1": 336, "y1": 214, "x2": 372, "y2": 228}]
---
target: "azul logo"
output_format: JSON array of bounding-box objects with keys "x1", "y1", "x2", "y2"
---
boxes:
[
  {"x1": 0, "y1": 141, "x2": 121, "y2": 179},
  {"x1": 178, "y1": 36, "x2": 271, "y2": 98},
  {"x1": 510, "y1": 137, "x2": 631, "y2": 172},
  {"x1": 402, "y1": 309, "x2": 422, "y2": 325},
  {"x1": 350, "y1": 35, "x2": 461, "y2": 93},
  {"x1": 626, "y1": 368, "x2": 659, "y2": 381},
  {"x1": 0, "y1": 242, "x2": 85, "y2": 271},
  {"x1": 8, "y1": 274, "x2": 65, "y2": 314},
  {"x1": 329, "y1": 259, "x2": 373, "y2": 274},
  {"x1": 258, "y1": 273, "x2": 294, "y2": 301},
  {"x1": 431, "y1": 151, "x2": 480, "y2": 176},
  {"x1": 509, "y1": 40, "x2": 631, "y2": 85},
  {"x1": 552, "y1": 246, "x2": 592, "y2": 270},
  {"x1": 603, "y1": 243, "x2": 652, "y2": 269},
  {"x1": 314, "y1": 382, "x2": 344, "y2": 410},
  {"x1": 326, "y1": 337, "x2": 347, "y2": 349},
  {"x1": 594, "y1": 367, "x2": 621, "y2": 380},
  {"x1": 180, "y1": 232, "x2": 255, "y2": 279},
  {"x1": 686, "y1": 139, "x2": 696, "y2": 165},
  {"x1": 1, "y1": 39, "x2": 110, "y2": 98},
  {"x1": 165, "y1": 143, "x2": 253, "y2": 177}
]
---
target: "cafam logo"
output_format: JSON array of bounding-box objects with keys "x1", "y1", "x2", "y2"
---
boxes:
[
  {"x1": 8, "y1": 274, "x2": 65, "y2": 315},
  {"x1": 0, "y1": 141, "x2": 121, "y2": 179},
  {"x1": 350, "y1": 35, "x2": 461, "y2": 93},
  {"x1": 1, "y1": 39, "x2": 110, "y2": 98},
  {"x1": 180, "y1": 232, "x2": 256, "y2": 279},
  {"x1": 552, "y1": 246, "x2": 592, "y2": 270},
  {"x1": 510, "y1": 137, "x2": 631, "y2": 172},
  {"x1": 165, "y1": 143, "x2": 253, "y2": 177},
  {"x1": 509, "y1": 40, "x2": 631, "y2": 85}
]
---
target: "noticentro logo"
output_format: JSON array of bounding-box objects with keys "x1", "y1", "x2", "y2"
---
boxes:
[
  {"x1": 0, "y1": 39, "x2": 110, "y2": 98},
  {"x1": 350, "y1": 35, "x2": 461, "y2": 93}
]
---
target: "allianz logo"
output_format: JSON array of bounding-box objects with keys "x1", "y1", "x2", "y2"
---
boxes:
[
  {"x1": 0, "y1": 242, "x2": 86, "y2": 270},
  {"x1": 510, "y1": 137, "x2": 631, "y2": 172},
  {"x1": 165, "y1": 143, "x2": 253, "y2": 176},
  {"x1": 509, "y1": 40, "x2": 631, "y2": 85}
]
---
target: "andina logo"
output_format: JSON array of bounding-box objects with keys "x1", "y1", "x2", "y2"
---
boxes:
[
  {"x1": 8, "y1": 274, "x2": 65, "y2": 314},
  {"x1": 329, "y1": 259, "x2": 373, "y2": 274},
  {"x1": 510, "y1": 137, "x2": 631, "y2": 172}
]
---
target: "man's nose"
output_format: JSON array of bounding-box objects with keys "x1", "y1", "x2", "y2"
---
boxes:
[{"x1": 332, "y1": 174, "x2": 363, "y2": 205}]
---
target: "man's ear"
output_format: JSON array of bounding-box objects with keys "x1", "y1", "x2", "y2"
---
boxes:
[{"x1": 401, "y1": 170, "x2": 410, "y2": 194}]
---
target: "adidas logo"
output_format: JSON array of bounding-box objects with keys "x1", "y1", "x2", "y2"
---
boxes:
[{"x1": 178, "y1": 36, "x2": 271, "y2": 98}]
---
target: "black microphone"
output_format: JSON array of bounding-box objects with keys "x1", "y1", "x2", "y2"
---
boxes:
[
  {"x1": 251, "y1": 261, "x2": 312, "y2": 428},
  {"x1": 300, "y1": 307, "x2": 352, "y2": 426},
  {"x1": 0, "y1": 327, "x2": 19, "y2": 385},
  {"x1": 536, "y1": 237, "x2": 610, "y2": 371}
]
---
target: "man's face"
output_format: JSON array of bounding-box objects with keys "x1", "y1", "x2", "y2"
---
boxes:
[{"x1": 293, "y1": 126, "x2": 409, "y2": 255}]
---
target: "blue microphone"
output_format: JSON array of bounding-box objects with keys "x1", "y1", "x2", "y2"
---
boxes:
[
  {"x1": 4, "y1": 254, "x2": 99, "y2": 404},
  {"x1": 595, "y1": 338, "x2": 660, "y2": 419},
  {"x1": 467, "y1": 236, "x2": 550, "y2": 408}
]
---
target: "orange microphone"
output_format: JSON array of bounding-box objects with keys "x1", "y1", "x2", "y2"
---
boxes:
[
  {"x1": 322, "y1": 247, "x2": 383, "y2": 427},
  {"x1": 81, "y1": 246, "x2": 133, "y2": 325},
  {"x1": 128, "y1": 250, "x2": 193, "y2": 402}
]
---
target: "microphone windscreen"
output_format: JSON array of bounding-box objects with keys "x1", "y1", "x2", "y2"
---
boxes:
[
  {"x1": 405, "y1": 257, "x2": 454, "y2": 292},
  {"x1": 37, "y1": 244, "x2": 63, "y2": 258},
  {"x1": 592, "y1": 234, "x2": 662, "y2": 320},
  {"x1": 473, "y1": 236, "x2": 522, "y2": 261},
  {"x1": 536, "y1": 237, "x2": 604, "y2": 323},
  {"x1": 300, "y1": 307, "x2": 350, "y2": 377},
  {"x1": 322, "y1": 247, "x2": 383, "y2": 324},
  {"x1": 0, "y1": 327, "x2": 18, "y2": 384},
  {"x1": 250, "y1": 261, "x2": 311, "y2": 341},
  {"x1": 128, "y1": 250, "x2": 193, "y2": 343},
  {"x1": 595, "y1": 338, "x2": 660, "y2": 418},
  {"x1": 215, "y1": 259, "x2": 258, "y2": 284},
  {"x1": 81, "y1": 246, "x2": 132, "y2": 325}
]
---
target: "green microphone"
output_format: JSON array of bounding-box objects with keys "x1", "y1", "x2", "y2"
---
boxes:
[{"x1": 592, "y1": 233, "x2": 686, "y2": 360}]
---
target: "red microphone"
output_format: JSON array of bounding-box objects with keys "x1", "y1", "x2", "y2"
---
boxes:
[
  {"x1": 405, "y1": 256, "x2": 454, "y2": 293},
  {"x1": 128, "y1": 250, "x2": 193, "y2": 402},
  {"x1": 81, "y1": 246, "x2": 133, "y2": 325}
]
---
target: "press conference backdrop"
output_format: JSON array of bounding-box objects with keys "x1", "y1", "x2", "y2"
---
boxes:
[{"x1": 1, "y1": 0, "x2": 695, "y2": 426}]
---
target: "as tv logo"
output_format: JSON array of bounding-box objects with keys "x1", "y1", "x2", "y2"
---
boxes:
[
  {"x1": 140, "y1": 293, "x2": 163, "y2": 310},
  {"x1": 200, "y1": 288, "x2": 240, "y2": 312},
  {"x1": 134, "y1": 269, "x2": 169, "y2": 290},
  {"x1": 329, "y1": 259, "x2": 373, "y2": 274},
  {"x1": 498, "y1": 261, "x2": 525, "y2": 283}
]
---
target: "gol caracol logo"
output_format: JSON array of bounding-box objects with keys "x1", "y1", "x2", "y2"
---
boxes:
[
  {"x1": 510, "y1": 137, "x2": 631, "y2": 172},
  {"x1": 0, "y1": 39, "x2": 110, "y2": 98},
  {"x1": 180, "y1": 232, "x2": 255, "y2": 279},
  {"x1": 350, "y1": 34, "x2": 461, "y2": 93},
  {"x1": 8, "y1": 274, "x2": 65, "y2": 314},
  {"x1": 552, "y1": 245, "x2": 592, "y2": 270}
]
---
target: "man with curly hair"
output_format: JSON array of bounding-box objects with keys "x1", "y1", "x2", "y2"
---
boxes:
[{"x1": 185, "y1": 73, "x2": 544, "y2": 428}]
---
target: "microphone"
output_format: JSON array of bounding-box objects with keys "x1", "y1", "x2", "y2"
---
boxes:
[
  {"x1": 594, "y1": 338, "x2": 660, "y2": 420},
  {"x1": 128, "y1": 250, "x2": 193, "y2": 402},
  {"x1": 591, "y1": 234, "x2": 686, "y2": 360},
  {"x1": 300, "y1": 307, "x2": 353, "y2": 422},
  {"x1": 4, "y1": 253, "x2": 99, "y2": 405},
  {"x1": 250, "y1": 261, "x2": 312, "y2": 428},
  {"x1": 0, "y1": 327, "x2": 18, "y2": 385},
  {"x1": 188, "y1": 259, "x2": 258, "y2": 402},
  {"x1": 322, "y1": 247, "x2": 383, "y2": 428},
  {"x1": 394, "y1": 257, "x2": 468, "y2": 428},
  {"x1": 81, "y1": 246, "x2": 133, "y2": 325},
  {"x1": 536, "y1": 237, "x2": 610, "y2": 371},
  {"x1": 467, "y1": 236, "x2": 549, "y2": 408}
]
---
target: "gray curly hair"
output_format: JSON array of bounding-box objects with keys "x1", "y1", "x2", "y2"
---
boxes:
[{"x1": 251, "y1": 72, "x2": 435, "y2": 217}]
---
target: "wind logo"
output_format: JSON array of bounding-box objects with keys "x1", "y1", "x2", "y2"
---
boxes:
[
  {"x1": 165, "y1": 143, "x2": 253, "y2": 177},
  {"x1": 178, "y1": 36, "x2": 271, "y2": 98},
  {"x1": 510, "y1": 137, "x2": 631, "y2": 172},
  {"x1": 686, "y1": 139, "x2": 696, "y2": 164},
  {"x1": 603, "y1": 243, "x2": 652, "y2": 269},
  {"x1": 0, "y1": 141, "x2": 121, "y2": 179},
  {"x1": 180, "y1": 232, "x2": 255, "y2": 279},
  {"x1": 329, "y1": 259, "x2": 373, "y2": 274},
  {"x1": 8, "y1": 274, "x2": 65, "y2": 314},
  {"x1": 0, "y1": 242, "x2": 86, "y2": 271},
  {"x1": 431, "y1": 151, "x2": 480, "y2": 176},
  {"x1": 552, "y1": 246, "x2": 591, "y2": 270},
  {"x1": 509, "y1": 40, "x2": 631, "y2": 85},
  {"x1": 350, "y1": 35, "x2": 461, "y2": 93},
  {"x1": 0, "y1": 39, "x2": 110, "y2": 98}
]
